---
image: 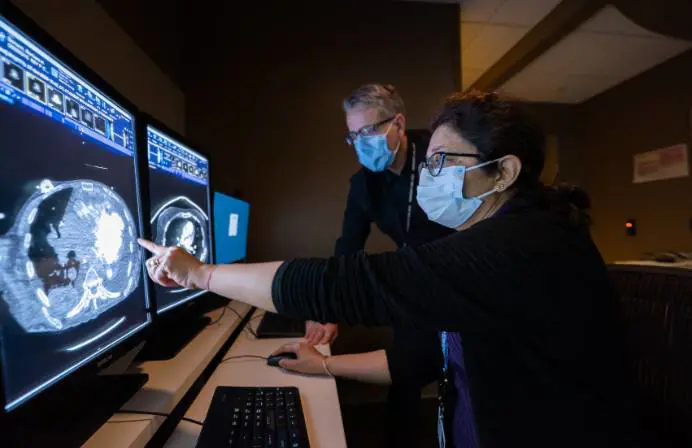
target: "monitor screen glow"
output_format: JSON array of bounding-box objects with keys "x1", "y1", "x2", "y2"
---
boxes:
[
  {"x1": 213, "y1": 192, "x2": 249, "y2": 264},
  {"x1": 146, "y1": 126, "x2": 212, "y2": 314},
  {"x1": 0, "y1": 14, "x2": 151, "y2": 411}
]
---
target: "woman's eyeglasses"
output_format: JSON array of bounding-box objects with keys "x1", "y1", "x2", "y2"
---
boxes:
[
  {"x1": 420, "y1": 151, "x2": 481, "y2": 177},
  {"x1": 345, "y1": 116, "x2": 395, "y2": 146}
]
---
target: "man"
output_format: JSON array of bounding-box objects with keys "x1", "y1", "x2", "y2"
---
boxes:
[{"x1": 305, "y1": 84, "x2": 454, "y2": 446}]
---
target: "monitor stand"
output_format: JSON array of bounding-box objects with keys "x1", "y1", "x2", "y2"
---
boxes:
[
  {"x1": 2, "y1": 373, "x2": 148, "y2": 447},
  {"x1": 135, "y1": 313, "x2": 212, "y2": 361}
]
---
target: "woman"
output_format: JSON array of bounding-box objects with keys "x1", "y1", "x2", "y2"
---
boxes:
[{"x1": 140, "y1": 92, "x2": 636, "y2": 448}]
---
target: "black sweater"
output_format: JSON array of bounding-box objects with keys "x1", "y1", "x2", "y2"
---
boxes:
[
  {"x1": 273, "y1": 189, "x2": 637, "y2": 448},
  {"x1": 334, "y1": 129, "x2": 450, "y2": 388}
]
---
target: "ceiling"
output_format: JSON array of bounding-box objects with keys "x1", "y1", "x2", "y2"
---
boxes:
[
  {"x1": 461, "y1": 0, "x2": 562, "y2": 90},
  {"x1": 99, "y1": 0, "x2": 692, "y2": 104},
  {"x1": 459, "y1": 0, "x2": 692, "y2": 103}
]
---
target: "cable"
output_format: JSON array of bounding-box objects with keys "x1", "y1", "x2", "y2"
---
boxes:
[
  {"x1": 114, "y1": 410, "x2": 204, "y2": 426},
  {"x1": 220, "y1": 354, "x2": 267, "y2": 364},
  {"x1": 206, "y1": 306, "x2": 227, "y2": 326},
  {"x1": 225, "y1": 305, "x2": 245, "y2": 320},
  {"x1": 225, "y1": 306, "x2": 258, "y2": 337},
  {"x1": 245, "y1": 326, "x2": 258, "y2": 338}
]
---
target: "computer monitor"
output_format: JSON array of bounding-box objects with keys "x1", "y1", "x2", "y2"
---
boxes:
[
  {"x1": 0, "y1": 8, "x2": 151, "y2": 414},
  {"x1": 144, "y1": 119, "x2": 212, "y2": 315},
  {"x1": 213, "y1": 192, "x2": 250, "y2": 264}
]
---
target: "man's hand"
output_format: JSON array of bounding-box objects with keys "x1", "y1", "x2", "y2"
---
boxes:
[
  {"x1": 304, "y1": 321, "x2": 338, "y2": 345},
  {"x1": 272, "y1": 342, "x2": 329, "y2": 376}
]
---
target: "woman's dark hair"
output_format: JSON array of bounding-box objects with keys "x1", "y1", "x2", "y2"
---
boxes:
[
  {"x1": 432, "y1": 91, "x2": 592, "y2": 227},
  {"x1": 553, "y1": 184, "x2": 592, "y2": 227},
  {"x1": 431, "y1": 90, "x2": 545, "y2": 189}
]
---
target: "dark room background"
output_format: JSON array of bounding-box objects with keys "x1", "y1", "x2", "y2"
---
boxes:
[
  {"x1": 182, "y1": 1, "x2": 462, "y2": 260},
  {"x1": 13, "y1": 0, "x2": 692, "y2": 264}
]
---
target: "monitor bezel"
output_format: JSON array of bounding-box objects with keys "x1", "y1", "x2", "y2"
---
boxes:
[
  {"x1": 136, "y1": 112, "x2": 216, "y2": 317},
  {"x1": 0, "y1": 2, "x2": 153, "y2": 416}
]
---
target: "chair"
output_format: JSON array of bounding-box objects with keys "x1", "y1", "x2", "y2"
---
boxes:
[{"x1": 608, "y1": 265, "x2": 692, "y2": 447}]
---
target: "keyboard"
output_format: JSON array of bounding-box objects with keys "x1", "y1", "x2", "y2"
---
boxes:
[
  {"x1": 196, "y1": 386, "x2": 310, "y2": 448},
  {"x1": 255, "y1": 313, "x2": 305, "y2": 339}
]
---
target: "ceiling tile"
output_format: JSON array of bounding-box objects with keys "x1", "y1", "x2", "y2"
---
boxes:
[
  {"x1": 485, "y1": 2, "x2": 692, "y2": 103},
  {"x1": 462, "y1": 68, "x2": 484, "y2": 90},
  {"x1": 521, "y1": 32, "x2": 690, "y2": 77},
  {"x1": 460, "y1": 0, "x2": 506, "y2": 23},
  {"x1": 462, "y1": 23, "x2": 529, "y2": 70},
  {"x1": 580, "y1": 5, "x2": 665, "y2": 38},
  {"x1": 500, "y1": 73, "x2": 622, "y2": 103},
  {"x1": 461, "y1": 23, "x2": 484, "y2": 51},
  {"x1": 489, "y1": 0, "x2": 562, "y2": 26}
]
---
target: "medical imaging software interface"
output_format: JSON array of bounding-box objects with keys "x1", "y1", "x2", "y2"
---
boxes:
[
  {"x1": 147, "y1": 126, "x2": 212, "y2": 314},
  {"x1": 0, "y1": 16, "x2": 150, "y2": 411}
]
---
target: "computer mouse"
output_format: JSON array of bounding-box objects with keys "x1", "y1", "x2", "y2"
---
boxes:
[{"x1": 267, "y1": 352, "x2": 297, "y2": 367}]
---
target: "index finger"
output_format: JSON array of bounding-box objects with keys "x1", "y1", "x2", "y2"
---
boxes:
[
  {"x1": 138, "y1": 238, "x2": 166, "y2": 256},
  {"x1": 271, "y1": 342, "x2": 300, "y2": 356}
]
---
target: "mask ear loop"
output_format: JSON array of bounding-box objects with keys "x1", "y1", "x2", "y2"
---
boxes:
[
  {"x1": 465, "y1": 157, "x2": 507, "y2": 199},
  {"x1": 384, "y1": 117, "x2": 402, "y2": 153}
]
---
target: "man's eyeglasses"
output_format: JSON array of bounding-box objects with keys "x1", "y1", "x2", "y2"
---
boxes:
[
  {"x1": 345, "y1": 116, "x2": 395, "y2": 146},
  {"x1": 420, "y1": 151, "x2": 481, "y2": 177}
]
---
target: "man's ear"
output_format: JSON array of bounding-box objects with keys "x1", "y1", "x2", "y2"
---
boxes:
[
  {"x1": 395, "y1": 113, "x2": 406, "y2": 134},
  {"x1": 496, "y1": 155, "x2": 522, "y2": 191}
]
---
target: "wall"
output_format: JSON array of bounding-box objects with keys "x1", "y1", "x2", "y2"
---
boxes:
[
  {"x1": 12, "y1": 0, "x2": 185, "y2": 133},
  {"x1": 575, "y1": 49, "x2": 692, "y2": 262},
  {"x1": 185, "y1": 1, "x2": 461, "y2": 261},
  {"x1": 517, "y1": 102, "x2": 582, "y2": 185}
]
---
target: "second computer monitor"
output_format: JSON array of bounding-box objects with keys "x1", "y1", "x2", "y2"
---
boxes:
[{"x1": 146, "y1": 124, "x2": 212, "y2": 314}]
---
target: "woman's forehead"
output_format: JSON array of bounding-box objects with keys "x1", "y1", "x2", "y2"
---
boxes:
[{"x1": 428, "y1": 124, "x2": 478, "y2": 154}]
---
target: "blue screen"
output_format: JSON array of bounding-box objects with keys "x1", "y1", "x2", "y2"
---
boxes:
[
  {"x1": 147, "y1": 126, "x2": 212, "y2": 314},
  {"x1": 0, "y1": 14, "x2": 150, "y2": 411},
  {"x1": 213, "y1": 192, "x2": 249, "y2": 264}
]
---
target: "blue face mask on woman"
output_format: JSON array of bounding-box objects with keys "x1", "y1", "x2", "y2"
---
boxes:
[
  {"x1": 416, "y1": 159, "x2": 501, "y2": 229},
  {"x1": 354, "y1": 121, "x2": 400, "y2": 172}
]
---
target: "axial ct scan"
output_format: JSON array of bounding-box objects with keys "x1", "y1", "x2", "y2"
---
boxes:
[
  {"x1": 0, "y1": 179, "x2": 141, "y2": 333},
  {"x1": 152, "y1": 196, "x2": 209, "y2": 265}
]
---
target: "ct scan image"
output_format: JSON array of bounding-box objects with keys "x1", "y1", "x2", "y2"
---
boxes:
[
  {"x1": 0, "y1": 87, "x2": 149, "y2": 409},
  {"x1": 147, "y1": 163, "x2": 211, "y2": 312}
]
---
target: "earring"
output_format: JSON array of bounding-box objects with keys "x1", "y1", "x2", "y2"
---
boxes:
[{"x1": 497, "y1": 182, "x2": 505, "y2": 191}]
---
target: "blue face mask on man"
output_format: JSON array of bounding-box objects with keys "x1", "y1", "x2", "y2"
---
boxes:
[
  {"x1": 354, "y1": 120, "x2": 400, "y2": 172},
  {"x1": 416, "y1": 158, "x2": 501, "y2": 229}
]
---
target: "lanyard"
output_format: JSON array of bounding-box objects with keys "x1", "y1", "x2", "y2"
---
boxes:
[
  {"x1": 404, "y1": 142, "x2": 417, "y2": 238},
  {"x1": 438, "y1": 330, "x2": 449, "y2": 448},
  {"x1": 441, "y1": 331, "x2": 449, "y2": 372}
]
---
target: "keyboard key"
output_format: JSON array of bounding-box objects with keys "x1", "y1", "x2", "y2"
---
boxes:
[
  {"x1": 265, "y1": 410, "x2": 275, "y2": 432},
  {"x1": 277, "y1": 428, "x2": 289, "y2": 448},
  {"x1": 276, "y1": 412, "x2": 286, "y2": 428}
]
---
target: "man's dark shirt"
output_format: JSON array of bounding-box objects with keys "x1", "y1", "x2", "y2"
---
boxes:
[
  {"x1": 335, "y1": 130, "x2": 453, "y2": 256},
  {"x1": 334, "y1": 129, "x2": 452, "y2": 387}
]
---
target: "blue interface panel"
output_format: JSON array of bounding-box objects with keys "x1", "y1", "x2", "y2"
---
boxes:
[
  {"x1": 213, "y1": 192, "x2": 249, "y2": 264},
  {"x1": 0, "y1": 14, "x2": 150, "y2": 411},
  {"x1": 147, "y1": 127, "x2": 209, "y2": 187},
  {"x1": 0, "y1": 21, "x2": 135, "y2": 156}
]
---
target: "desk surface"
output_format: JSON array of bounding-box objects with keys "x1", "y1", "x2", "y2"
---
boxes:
[
  {"x1": 84, "y1": 301, "x2": 251, "y2": 448},
  {"x1": 165, "y1": 310, "x2": 347, "y2": 448},
  {"x1": 615, "y1": 260, "x2": 692, "y2": 269}
]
